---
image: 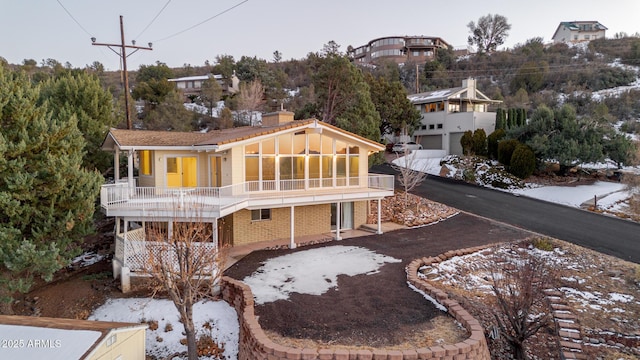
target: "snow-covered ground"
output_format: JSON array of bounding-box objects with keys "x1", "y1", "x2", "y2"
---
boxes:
[
  {"x1": 89, "y1": 298, "x2": 239, "y2": 360},
  {"x1": 89, "y1": 246, "x2": 400, "y2": 359},
  {"x1": 242, "y1": 245, "x2": 400, "y2": 304}
]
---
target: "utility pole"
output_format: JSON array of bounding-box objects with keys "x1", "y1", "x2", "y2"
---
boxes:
[
  {"x1": 91, "y1": 15, "x2": 152, "y2": 129},
  {"x1": 415, "y1": 63, "x2": 419, "y2": 94}
]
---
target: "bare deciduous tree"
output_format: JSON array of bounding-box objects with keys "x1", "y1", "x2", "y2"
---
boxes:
[
  {"x1": 236, "y1": 79, "x2": 265, "y2": 126},
  {"x1": 391, "y1": 145, "x2": 428, "y2": 209},
  {"x1": 490, "y1": 251, "x2": 553, "y2": 360},
  {"x1": 144, "y1": 215, "x2": 226, "y2": 360}
]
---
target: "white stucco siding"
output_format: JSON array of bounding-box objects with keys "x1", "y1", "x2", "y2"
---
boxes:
[{"x1": 474, "y1": 112, "x2": 497, "y2": 135}]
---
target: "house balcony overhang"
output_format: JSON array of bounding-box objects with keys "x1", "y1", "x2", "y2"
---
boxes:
[{"x1": 100, "y1": 174, "x2": 394, "y2": 220}]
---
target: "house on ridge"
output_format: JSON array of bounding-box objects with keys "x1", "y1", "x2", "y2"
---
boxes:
[
  {"x1": 347, "y1": 35, "x2": 453, "y2": 66},
  {"x1": 408, "y1": 78, "x2": 502, "y2": 155},
  {"x1": 0, "y1": 315, "x2": 147, "y2": 360},
  {"x1": 552, "y1": 21, "x2": 607, "y2": 44},
  {"x1": 168, "y1": 73, "x2": 240, "y2": 101},
  {"x1": 100, "y1": 111, "x2": 394, "y2": 292}
]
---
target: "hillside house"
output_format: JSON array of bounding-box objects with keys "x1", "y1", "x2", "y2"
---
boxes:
[
  {"x1": 0, "y1": 315, "x2": 147, "y2": 360},
  {"x1": 100, "y1": 111, "x2": 394, "y2": 291},
  {"x1": 552, "y1": 21, "x2": 607, "y2": 44},
  {"x1": 348, "y1": 35, "x2": 452, "y2": 66},
  {"x1": 408, "y1": 78, "x2": 501, "y2": 155},
  {"x1": 168, "y1": 73, "x2": 240, "y2": 101}
]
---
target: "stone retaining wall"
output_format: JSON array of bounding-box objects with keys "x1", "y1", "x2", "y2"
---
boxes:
[{"x1": 221, "y1": 244, "x2": 492, "y2": 360}]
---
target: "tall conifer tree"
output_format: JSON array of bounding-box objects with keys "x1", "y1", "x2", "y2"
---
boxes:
[{"x1": 0, "y1": 66, "x2": 102, "y2": 313}]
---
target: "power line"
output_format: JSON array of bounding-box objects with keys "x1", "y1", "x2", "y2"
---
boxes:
[
  {"x1": 152, "y1": 0, "x2": 249, "y2": 43},
  {"x1": 134, "y1": 0, "x2": 172, "y2": 40},
  {"x1": 55, "y1": 0, "x2": 93, "y2": 37},
  {"x1": 92, "y1": 16, "x2": 153, "y2": 129}
]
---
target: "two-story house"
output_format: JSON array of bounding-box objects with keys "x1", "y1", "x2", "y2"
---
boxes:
[
  {"x1": 552, "y1": 21, "x2": 607, "y2": 44},
  {"x1": 348, "y1": 35, "x2": 452, "y2": 66},
  {"x1": 168, "y1": 73, "x2": 240, "y2": 101},
  {"x1": 100, "y1": 111, "x2": 394, "y2": 291},
  {"x1": 408, "y1": 78, "x2": 502, "y2": 155}
]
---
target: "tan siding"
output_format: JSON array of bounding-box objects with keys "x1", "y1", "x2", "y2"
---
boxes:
[
  {"x1": 88, "y1": 328, "x2": 146, "y2": 360},
  {"x1": 229, "y1": 146, "x2": 244, "y2": 186}
]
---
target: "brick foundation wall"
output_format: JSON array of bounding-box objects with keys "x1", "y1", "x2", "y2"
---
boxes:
[
  {"x1": 221, "y1": 245, "x2": 493, "y2": 359},
  {"x1": 233, "y1": 204, "x2": 331, "y2": 245},
  {"x1": 353, "y1": 201, "x2": 367, "y2": 230}
]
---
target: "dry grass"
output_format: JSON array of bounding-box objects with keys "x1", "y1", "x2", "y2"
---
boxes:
[
  {"x1": 263, "y1": 315, "x2": 467, "y2": 351},
  {"x1": 426, "y1": 238, "x2": 640, "y2": 359}
]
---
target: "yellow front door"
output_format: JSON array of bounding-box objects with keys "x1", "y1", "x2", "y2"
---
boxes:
[{"x1": 167, "y1": 157, "x2": 197, "y2": 187}]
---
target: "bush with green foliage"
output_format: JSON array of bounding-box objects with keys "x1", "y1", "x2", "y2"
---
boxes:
[
  {"x1": 472, "y1": 129, "x2": 488, "y2": 157},
  {"x1": 498, "y1": 139, "x2": 520, "y2": 167},
  {"x1": 460, "y1": 130, "x2": 473, "y2": 155},
  {"x1": 488, "y1": 129, "x2": 506, "y2": 159},
  {"x1": 516, "y1": 104, "x2": 635, "y2": 169},
  {"x1": 509, "y1": 144, "x2": 536, "y2": 179}
]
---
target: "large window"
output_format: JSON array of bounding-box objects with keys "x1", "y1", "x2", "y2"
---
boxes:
[{"x1": 243, "y1": 132, "x2": 362, "y2": 189}]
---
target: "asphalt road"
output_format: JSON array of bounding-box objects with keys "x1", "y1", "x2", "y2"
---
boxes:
[{"x1": 372, "y1": 164, "x2": 640, "y2": 264}]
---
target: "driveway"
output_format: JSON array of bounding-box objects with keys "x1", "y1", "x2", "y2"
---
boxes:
[
  {"x1": 371, "y1": 163, "x2": 640, "y2": 264},
  {"x1": 224, "y1": 213, "x2": 532, "y2": 346}
]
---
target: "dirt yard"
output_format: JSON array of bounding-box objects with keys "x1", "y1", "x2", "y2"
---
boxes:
[{"x1": 9, "y1": 195, "x2": 640, "y2": 360}]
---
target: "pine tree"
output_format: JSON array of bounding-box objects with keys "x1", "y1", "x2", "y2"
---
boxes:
[
  {"x1": 495, "y1": 108, "x2": 505, "y2": 130},
  {"x1": 335, "y1": 81, "x2": 382, "y2": 165},
  {"x1": 365, "y1": 73, "x2": 421, "y2": 137},
  {"x1": 39, "y1": 71, "x2": 117, "y2": 174},
  {"x1": 0, "y1": 66, "x2": 102, "y2": 314}
]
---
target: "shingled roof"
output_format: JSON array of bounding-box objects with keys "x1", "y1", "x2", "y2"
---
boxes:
[{"x1": 102, "y1": 119, "x2": 384, "y2": 151}]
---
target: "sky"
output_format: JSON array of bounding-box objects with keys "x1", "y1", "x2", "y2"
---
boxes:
[{"x1": 1, "y1": 0, "x2": 640, "y2": 71}]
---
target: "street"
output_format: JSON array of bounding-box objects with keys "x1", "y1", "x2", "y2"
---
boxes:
[{"x1": 373, "y1": 164, "x2": 640, "y2": 264}]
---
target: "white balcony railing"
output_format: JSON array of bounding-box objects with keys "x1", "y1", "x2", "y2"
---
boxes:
[{"x1": 101, "y1": 174, "x2": 394, "y2": 215}]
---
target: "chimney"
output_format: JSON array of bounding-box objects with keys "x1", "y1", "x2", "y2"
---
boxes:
[
  {"x1": 261, "y1": 110, "x2": 295, "y2": 126},
  {"x1": 461, "y1": 78, "x2": 476, "y2": 99}
]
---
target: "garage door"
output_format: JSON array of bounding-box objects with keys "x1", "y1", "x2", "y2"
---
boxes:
[
  {"x1": 419, "y1": 135, "x2": 442, "y2": 150},
  {"x1": 449, "y1": 132, "x2": 464, "y2": 155}
]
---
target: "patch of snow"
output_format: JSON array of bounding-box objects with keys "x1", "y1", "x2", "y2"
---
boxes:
[
  {"x1": 407, "y1": 282, "x2": 447, "y2": 312},
  {"x1": 89, "y1": 298, "x2": 239, "y2": 360},
  {"x1": 70, "y1": 252, "x2": 104, "y2": 267},
  {"x1": 610, "y1": 293, "x2": 634, "y2": 303},
  {"x1": 242, "y1": 245, "x2": 400, "y2": 304}
]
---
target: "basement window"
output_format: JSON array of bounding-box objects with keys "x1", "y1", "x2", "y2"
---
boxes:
[{"x1": 251, "y1": 209, "x2": 271, "y2": 221}]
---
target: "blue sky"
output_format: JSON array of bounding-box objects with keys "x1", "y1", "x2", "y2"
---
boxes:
[{"x1": 1, "y1": 0, "x2": 639, "y2": 71}]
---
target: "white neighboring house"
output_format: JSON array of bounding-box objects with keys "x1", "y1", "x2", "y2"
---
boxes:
[
  {"x1": 168, "y1": 73, "x2": 240, "y2": 101},
  {"x1": 552, "y1": 21, "x2": 607, "y2": 44},
  {"x1": 408, "y1": 78, "x2": 502, "y2": 155}
]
